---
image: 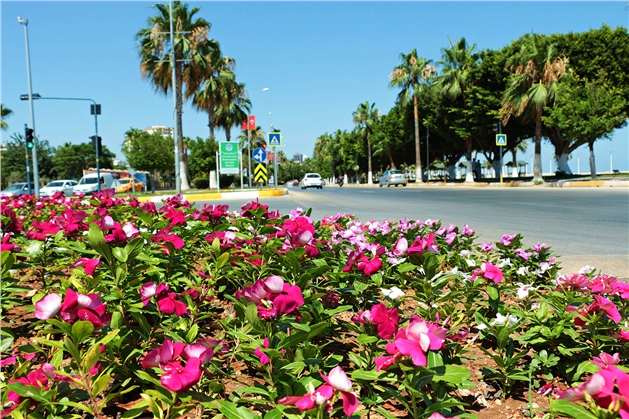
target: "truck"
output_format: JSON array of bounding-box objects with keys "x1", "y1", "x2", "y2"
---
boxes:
[{"x1": 73, "y1": 172, "x2": 120, "y2": 195}]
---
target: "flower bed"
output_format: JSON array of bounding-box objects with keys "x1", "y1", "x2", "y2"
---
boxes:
[{"x1": 1, "y1": 191, "x2": 627, "y2": 419}]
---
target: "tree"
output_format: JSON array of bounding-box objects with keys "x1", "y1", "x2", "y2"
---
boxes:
[
  {"x1": 543, "y1": 77, "x2": 627, "y2": 178},
  {"x1": 501, "y1": 34, "x2": 568, "y2": 182},
  {"x1": 122, "y1": 128, "x2": 175, "y2": 182},
  {"x1": 1, "y1": 133, "x2": 55, "y2": 189},
  {"x1": 191, "y1": 52, "x2": 236, "y2": 139},
  {"x1": 389, "y1": 50, "x2": 436, "y2": 182},
  {"x1": 51, "y1": 142, "x2": 116, "y2": 181},
  {"x1": 187, "y1": 136, "x2": 218, "y2": 181},
  {"x1": 136, "y1": 1, "x2": 217, "y2": 190},
  {"x1": 1, "y1": 104, "x2": 13, "y2": 131},
  {"x1": 353, "y1": 102, "x2": 380, "y2": 184},
  {"x1": 433, "y1": 37, "x2": 478, "y2": 182},
  {"x1": 214, "y1": 81, "x2": 251, "y2": 141}
]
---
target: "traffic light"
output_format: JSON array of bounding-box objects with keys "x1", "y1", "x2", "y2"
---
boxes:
[
  {"x1": 492, "y1": 122, "x2": 499, "y2": 133},
  {"x1": 90, "y1": 135, "x2": 102, "y2": 155},
  {"x1": 492, "y1": 120, "x2": 502, "y2": 134},
  {"x1": 25, "y1": 128, "x2": 34, "y2": 149}
]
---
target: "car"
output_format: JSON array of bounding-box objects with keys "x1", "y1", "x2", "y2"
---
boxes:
[
  {"x1": 299, "y1": 173, "x2": 325, "y2": 189},
  {"x1": 115, "y1": 177, "x2": 144, "y2": 193},
  {"x1": 378, "y1": 169, "x2": 407, "y2": 187},
  {"x1": 73, "y1": 173, "x2": 119, "y2": 195},
  {"x1": 0, "y1": 182, "x2": 32, "y2": 197},
  {"x1": 40, "y1": 180, "x2": 77, "y2": 197}
]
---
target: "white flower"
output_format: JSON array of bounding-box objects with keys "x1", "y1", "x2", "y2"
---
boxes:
[
  {"x1": 465, "y1": 259, "x2": 476, "y2": 267},
  {"x1": 381, "y1": 287, "x2": 405, "y2": 300},
  {"x1": 499, "y1": 258, "x2": 512, "y2": 267},
  {"x1": 476, "y1": 323, "x2": 488, "y2": 330},
  {"x1": 459, "y1": 250, "x2": 471, "y2": 258},
  {"x1": 578, "y1": 265, "x2": 596, "y2": 275},
  {"x1": 491, "y1": 313, "x2": 519, "y2": 327},
  {"x1": 516, "y1": 266, "x2": 528, "y2": 276},
  {"x1": 515, "y1": 283, "x2": 536, "y2": 299}
]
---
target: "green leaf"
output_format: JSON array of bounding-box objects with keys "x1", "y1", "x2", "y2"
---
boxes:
[
  {"x1": 432, "y1": 365, "x2": 471, "y2": 384},
  {"x1": 217, "y1": 400, "x2": 261, "y2": 419},
  {"x1": 486, "y1": 286, "x2": 499, "y2": 300},
  {"x1": 124, "y1": 237, "x2": 144, "y2": 261},
  {"x1": 88, "y1": 222, "x2": 112, "y2": 264},
  {"x1": 550, "y1": 399, "x2": 599, "y2": 419},
  {"x1": 91, "y1": 373, "x2": 111, "y2": 398},
  {"x1": 216, "y1": 252, "x2": 230, "y2": 269},
  {"x1": 25, "y1": 240, "x2": 44, "y2": 259},
  {"x1": 112, "y1": 247, "x2": 128, "y2": 263},
  {"x1": 351, "y1": 369, "x2": 387, "y2": 381},
  {"x1": 72, "y1": 320, "x2": 94, "y2": 344},
  {"x1": 186, "y1": 324, "x2": 199, "y2": 343},
  {"x1": 245, "y1": 303, "x2": 262, "y2": 330},
  {"x1": 371, "y1": 273, "x2": 383, "y2": 286},
  {"x1": 396, "y1": 262, "x2": 417, "y2": 273},
  {"x1": 263, "y1": 409, "x2": 283, "y2": 419},
  {"x1": 140, "y1": 393, "x2": 165, "y2": 419},
  {"x1": 64, "y1": 336, "x2": 81, "y2": 362},
  {"x1": 356, "y1": 334, "x2": 378, "y2": 345},
  {"x1": 82, "y1": 344, "x2": 101, "y2": 375}
]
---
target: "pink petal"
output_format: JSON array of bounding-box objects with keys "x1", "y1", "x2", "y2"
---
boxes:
[{"x1": 35, "y1": 293, "x2": 62, "y2": 320}]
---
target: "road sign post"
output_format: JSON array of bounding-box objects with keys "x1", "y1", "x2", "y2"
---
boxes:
[
  {"x1": 268, "y1": 132, "x2": 282, "y2": 190},
  {"x1": 496, "y1": 128, "x2": 507, "y2": 183}
]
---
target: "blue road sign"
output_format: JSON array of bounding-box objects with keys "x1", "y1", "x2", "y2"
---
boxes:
[
  {"x1": 268, "y1": 132, "x2": 282, "y2": 147},
  {"x1": 496, "y1": 134, "x2": 507, "y2": 147},
  {"x1": 252, "y1": 147, "x2": 267, "y2": 163}
]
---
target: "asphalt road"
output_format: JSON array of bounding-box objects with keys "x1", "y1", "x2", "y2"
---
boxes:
[{"x1": 197, "y1": 185, "x2": 629, "y2": 279}]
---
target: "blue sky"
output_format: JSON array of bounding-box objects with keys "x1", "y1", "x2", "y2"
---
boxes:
[{"x1": 2, "y1": 1, "x2": 628, "y2": 174}]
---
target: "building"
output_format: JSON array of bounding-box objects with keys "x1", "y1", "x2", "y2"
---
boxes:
[
  {"x1": 293, "y1": 153, "x2": 303, "y2": 164},
  {"x1": 145, "y1": 126, "x2": 173, "y2": 137}
]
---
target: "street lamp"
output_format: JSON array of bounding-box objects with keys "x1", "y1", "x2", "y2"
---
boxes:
[
  {"x1": 246, "y1": 87, "x2": 269, "y2": 187},
  {"x1": 20, "y1": 95, "x2": 102, "y2": 191},
  {"x1": 17, "y1": 16, "x2": 40, "y2": 196}
]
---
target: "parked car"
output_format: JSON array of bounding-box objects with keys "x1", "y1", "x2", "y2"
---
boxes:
[
  {"x1": 299, "y1": 173, "x2": 325, "y2": 189},
  {"x1": 0, "y1": 182, "x2": 31, "y2": 197},
  {"x1": 378, "y1": 169, "x2": 407, "y2": 187},
  {"x1": 40, "y1": 180, "x2": 77, "y2": 197},
  {"x1": 115, "y1": 177, "x2": 144, "y2": 193}
]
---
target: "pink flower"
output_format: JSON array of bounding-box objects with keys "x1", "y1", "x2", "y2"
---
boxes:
[
  {"x1": 59, "y1": 289, "x2": 109, "y2": 327},
  {"x1": 407, "y1": 233, "x2": 438, "y2": 259},
  {"x1": 370, "y1": 303, "x2": 399, "y2": 340},
  {"x1": 592, "y1": 352, "x2": 620, "y2": 369},
  {"x1": 182, "y1": 343, "x2": 214, "y2": 365},
  {"x1": 235, "y1": 276, "x2": 304, "y2": 319},
  {"x1": 470, "y1": 262, "x2": 504, "y2": 283},
  {"x1": 35, "y1": 293, "x2": 62, "y2": 320},
  {"x1": 72, "y1": 256, "x2": 101, "y2": 275},
  {"x1": 163, "y1": 207, "x2": 187, "y2": 226},
  {"x1": 161, "y1": 357, "x2": 202, "y2": 392},
  {"x1": 157, "y1": 293, "x2": 188, "y2": 316},
  {"x1": 392, "y1": 237, "x2": 408, "y2": 257},
  {"x1": 141, "y1": 339, "x2": 186, "y2": 369},
  {"x1": 320, "y1": 366, "x2": 358, "y2": 416}
]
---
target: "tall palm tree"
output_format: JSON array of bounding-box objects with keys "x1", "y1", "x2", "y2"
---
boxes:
[
  {"x1": 501, "y1": 34, "x2": 567, "y2": 182},
  {"x1": 136, "y1": 1, "x2": 217, "y2": 190},
  {"x1": 214, "y1": 81, "x2": 251, "y2": 142},
  {"x1": 353, "y1": 101, "x2": 380, "y2": 185},
  {"x1": 1, "y1": 104, "x2": 13, "y2": 130},
  {"x1": 190, "y1": 51, "x2": 236, "y2": 139},
  {"x1": 433, "y1": 37, "x2": 477, "y2": 182},
  {"x1": 389, "y1": 50, "x2": 435, "y2": 182}
]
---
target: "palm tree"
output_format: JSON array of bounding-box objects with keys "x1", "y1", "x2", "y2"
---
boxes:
[
  {"x1": 190, "y1": 51, "x2": 236, "y2": 139},
  {"x1": 214, "y1": 81, "x2": 251, "y2": 142},
  {"x1": 136, "y1": 1, "x2": 217, "y2": 190},
  {"x1": 1, "y1": 104, "x2": 13, "y2": 130},
  {"x1": 389, "y1": 50, "x2": 435, "y2": 182},
  {"x1": 353, "y1": 102, "x2": 380, "y2": 185},
  {"x1": 501, "y1": 34, "x2": 568, "y2": 182},
  {"x1": 433, "y1": 37, "x2": 477, "y2": 182}
]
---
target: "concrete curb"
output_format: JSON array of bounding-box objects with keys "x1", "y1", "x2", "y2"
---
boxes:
[{"x1": 137, "y1": 188, "x2": 288, "y2": 203}]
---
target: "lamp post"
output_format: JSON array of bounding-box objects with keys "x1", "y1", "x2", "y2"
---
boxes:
[
  {"x1": 168, "y1": 0, "x2": 181, "y2": 194},
  {"x1": 425, "y1": 121, "x2": 430, "y2": 182},
  {"x1": 20, "y1": 95, "x2": 102, "y2": 192},
  {"x1": 246, "y1": 88, "x2": 269, "y2": 187},
  {"x1": 17, "y1": 16, "x2": 40, "y2": 196}
]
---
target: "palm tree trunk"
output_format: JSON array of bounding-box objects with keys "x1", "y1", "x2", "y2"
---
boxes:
[
  {"x1": 413, "y1": 95, "x2": 423, "y2": 182},
  {"x1": 533, "y1": 109, "x2": 543, "y2": 182},
  {"x1": 367, "y1": 134, "x2": 373, "y2": 185},
  {"x1": 226, "y1": 128, "x2": 231, "y2": 142},
  {"x1": 176, "y1": 67, "x2": 191, "y2": 190},
  {"x1": 465, "y1": 138, "x2": 474, "y2": 183},
  {"x1": 589, "y1": 140, "x2": 597, "y2": 180},
  {"x1": 208, "y1": 112, "x2": 215, "y2": 139},
  {"x1": 387, "y1": 147, "x2": 395, "y2": 169}
]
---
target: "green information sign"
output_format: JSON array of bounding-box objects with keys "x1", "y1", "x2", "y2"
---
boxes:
[{"x1": 220, "y1": 141, "x2": 239, "y2": 174}]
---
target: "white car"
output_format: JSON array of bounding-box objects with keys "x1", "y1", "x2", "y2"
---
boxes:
[
  {"x1": 40, "y1": 180, "x2": 77, "y2": 197},
  {"x1": 299, "y1": 173, "x2": 325, "y2": 189}
]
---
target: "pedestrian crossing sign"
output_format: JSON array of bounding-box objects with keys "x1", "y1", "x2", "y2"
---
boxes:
[
  {"x1": 496, "y1": 134, "x2": 507, "y2": 147},
  {"x1": 268, "y1": 132, "x2": 282, "y2": 147}
]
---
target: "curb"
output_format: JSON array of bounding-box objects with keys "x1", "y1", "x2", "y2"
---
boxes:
[{"x1": 137, "y1": 188, "x2": 288, "y2": 203}]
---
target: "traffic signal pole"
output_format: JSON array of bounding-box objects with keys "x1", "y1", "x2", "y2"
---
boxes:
[{"x1": 24, "y1": 124, "x2": 33, "y2": 195}]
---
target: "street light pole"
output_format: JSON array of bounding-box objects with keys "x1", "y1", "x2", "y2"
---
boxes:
[
  {"x1": 17, "y1": 16, "x2": 40, "y2": 196},
  {"x1": 426, "y1": 122, "x2": 430, "y2": 182},
  {"x1": 169, "y1": 0, "x2": 181, "y2": 194}
]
